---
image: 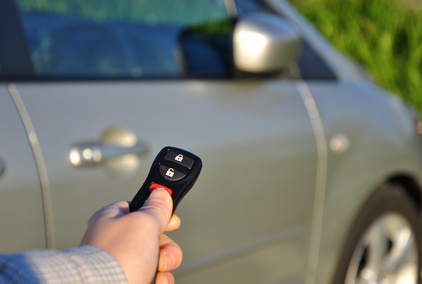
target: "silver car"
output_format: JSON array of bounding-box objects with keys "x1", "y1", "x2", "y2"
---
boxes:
[{"x1": 1, "y1": 0, "x2": 421, "y2": 283}]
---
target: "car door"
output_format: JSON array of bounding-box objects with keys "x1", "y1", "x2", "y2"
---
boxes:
[
  {"x1": 5, "y1": 0, "x2": 318, "y2": 283},
  {"x1": 0, "y1": 84, "x2": 46, "y2": 253},
  {"x1": 13, "y1": 80, "x2": 316, "y2": 283}
]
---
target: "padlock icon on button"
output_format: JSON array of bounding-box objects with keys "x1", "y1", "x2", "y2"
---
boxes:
[
  {"x1": 175, "y1": 154, "x2": 184, "y2": 162},
  {"x1": 166, "y1": 168, "x2": 175, "y2": 177}
]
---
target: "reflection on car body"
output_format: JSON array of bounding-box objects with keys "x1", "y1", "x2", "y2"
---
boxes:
[{"x1": 1, "y1": 0, "x2": 422, "y2": 283}]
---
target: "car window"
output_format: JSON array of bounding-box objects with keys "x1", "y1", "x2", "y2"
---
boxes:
[
  {"x1": 13, "y1": 0, "x2": 229, "y2": 78},
  {"x1": 6, "y1": 0, "x2": 336, "y2": 80},
  {"x1": 295, "y1": 41, "x2": 337, "y2": 80}
]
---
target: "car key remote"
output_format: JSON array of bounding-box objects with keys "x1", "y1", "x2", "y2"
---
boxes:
[{"x1": 129, "y1": 146, "x2": 202, "y2": 213}]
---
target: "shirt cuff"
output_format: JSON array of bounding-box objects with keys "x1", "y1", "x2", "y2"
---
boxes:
[{"x1": 26, "y1": 246, "x2": 128, "y2": 284}]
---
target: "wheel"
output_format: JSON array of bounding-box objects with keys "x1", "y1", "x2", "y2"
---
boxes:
[{"x1": 332, "y1": 184, "x2": 422, "y2": 284}]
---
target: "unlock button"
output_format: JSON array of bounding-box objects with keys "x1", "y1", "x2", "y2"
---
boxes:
[{"x1": 159, "y1": 165, "x2": 186, "y2": 181}]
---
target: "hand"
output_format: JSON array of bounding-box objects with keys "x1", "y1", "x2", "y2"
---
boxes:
[{"x1": 80, "y1": 189, "x2": 183, "y2": 284}]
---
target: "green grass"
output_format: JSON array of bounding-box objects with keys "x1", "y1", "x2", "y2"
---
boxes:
[
  {"x1": 290, "y1": 0, "x2": 422, "y2": 113},
  {"x1": 16, "y1": 0, "x2": 422, "y2": 112}
]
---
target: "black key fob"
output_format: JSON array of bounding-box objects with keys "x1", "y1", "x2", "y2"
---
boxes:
[{"x1": 129, "y1": 146, "x2": 202, "y2": 213}]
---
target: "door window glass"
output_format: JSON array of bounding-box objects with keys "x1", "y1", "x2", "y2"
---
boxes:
[
  {"x1": 8, "y1": 0, "x2": 336, "y2": 80},
  {"x1": 15, "y1": 0, "x2": 229, "y2": 78}
]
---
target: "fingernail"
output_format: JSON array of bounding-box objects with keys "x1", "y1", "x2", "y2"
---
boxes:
[
  {"x1": 150, "y1": 188, "x2": 171, "y2": 200},
  {"x1": 163, "y1": 251, "x2": 174, "y2": 270}
]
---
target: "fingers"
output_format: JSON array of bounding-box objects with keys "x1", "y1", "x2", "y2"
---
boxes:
[
  {"x1": 87, "y1": 201, "x2": 129, "y2": 224},
  {"x1": 155, "y1": 271, "x2": 174, "y2": 284},
  {"x1": 79, "y1": 189, "x2": 182, "y2": 284},
  {"x1": 154, "y1": 234, "x2": 182, "y2": 284},
  {"x1": 139, "y1": 190, "x2": 182, "y2": 272},
  {"x1": 80, "y1": 201, "x2": 131, "y2": 246},
  {"x1": 112, "y1": 200, "x2": 131, "y2": 213},
  {"x1": 158, "y1": 234, "x2": 183, "y2": 272},
  {"x1": 165, "y1": 215, "x2": 181, "y2": 232},
  {"x1": 139, "y1": 188, "x2": 174, "y2": 234}
]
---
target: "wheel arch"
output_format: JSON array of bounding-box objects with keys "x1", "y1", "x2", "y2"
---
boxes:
[
  {"x1": 318, "y1": 172, "x2": 422, "y2": 284},
  {"x1": 327, "y1": 173, "x2": 422, "y2": 284},
  {"x1": 387, "y1": 174, "x2": 422, "y2": 212}
]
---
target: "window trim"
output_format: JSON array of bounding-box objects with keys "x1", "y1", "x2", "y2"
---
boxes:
[{"x1": 0, "y1": 0, "x2": 34, "y2": 77}]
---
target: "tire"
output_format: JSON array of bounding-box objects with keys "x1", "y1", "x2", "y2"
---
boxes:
[{"x1": 332, "y1": 184, "x2": 422, "y2": 284}]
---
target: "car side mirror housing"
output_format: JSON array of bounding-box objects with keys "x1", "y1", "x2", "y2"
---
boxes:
[{"x1": 233, "y1": 13, "x2": 302, "y2": 74}]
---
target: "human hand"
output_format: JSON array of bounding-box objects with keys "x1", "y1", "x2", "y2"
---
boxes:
[{"x1": 80, "y1": 188, "x2": 183, "y2": 284}]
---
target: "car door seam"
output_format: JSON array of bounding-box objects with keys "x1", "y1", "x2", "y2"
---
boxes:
[
  {"x1": 8, "y1": 83, "x2": 56, "y2": 249},
  {"x1": 297, "y1": 80, "x2": 328, "y2": 284}
]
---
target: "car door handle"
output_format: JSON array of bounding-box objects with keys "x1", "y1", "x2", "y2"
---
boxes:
[{"x1": 69, "y1": 142, "x2": 147, "y2": 167}]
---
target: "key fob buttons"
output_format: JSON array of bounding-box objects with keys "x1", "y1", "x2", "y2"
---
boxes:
[
  {"x1": 159, "y1": 165, "x2": 186, "y2": 181},
  {"x1": 164, "y1": 150, "x2": 195, "y2": 169}
]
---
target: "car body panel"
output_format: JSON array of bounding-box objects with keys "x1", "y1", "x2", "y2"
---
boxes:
[
  {"x1": 305, "y1": 80, "x2": 422, "y2": 283},
  {"x1": 1, "y1": 0, "x2": 422, "y2": 283},
  {"x1": 12, "y1": 80, "x2": 317, "y2": 283},
  {"x1": 0, "y1": 85, "x2": 46, "y2": 252}
]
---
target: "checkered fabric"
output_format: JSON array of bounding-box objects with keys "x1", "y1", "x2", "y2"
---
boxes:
[{"x1": 0, "y1": 246, "x2": 128, "y2": 283}]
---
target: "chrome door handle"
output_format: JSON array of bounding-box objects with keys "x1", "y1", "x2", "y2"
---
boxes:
[
  {"x1": 68, "y1": 128, "x2": 148, "y2": 175},
  {"x1": 69, "y1": 142, "x2": 147, "y2": 167}
]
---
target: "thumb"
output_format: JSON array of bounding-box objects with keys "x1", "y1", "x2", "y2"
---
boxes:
[{"x1": 140, "y1": 188, "x2": 173, "y2": 234}]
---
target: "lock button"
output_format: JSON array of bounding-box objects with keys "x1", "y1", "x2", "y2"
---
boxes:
[
  {"x1": 159, "y1": 165, "x2": 186, "y2": 181},
  {"x1": 164, "y1": 150, "x2": 195, "y2": 169}
]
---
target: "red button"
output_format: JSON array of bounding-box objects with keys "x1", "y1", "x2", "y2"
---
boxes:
[{"x1": 149, "y1": 183, "x2": 172, "y2": 195}]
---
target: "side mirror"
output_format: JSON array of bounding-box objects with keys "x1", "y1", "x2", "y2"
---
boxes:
[{"x1": 233, "y1": 13, "x2": 302, "y2": 74}]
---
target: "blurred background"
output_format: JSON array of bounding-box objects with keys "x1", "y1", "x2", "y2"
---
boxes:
[{"x1": 290, "y1": 0, "x2": 422, "y2": 114}]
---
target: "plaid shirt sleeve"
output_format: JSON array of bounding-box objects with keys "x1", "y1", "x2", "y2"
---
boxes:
[{"x1": 0, "y1": 246, "x2": 128, "y2": 284}]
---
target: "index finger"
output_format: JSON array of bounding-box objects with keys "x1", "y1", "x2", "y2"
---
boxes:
[{"x1": 165, "y1": 215, "x2": 181, "y2": 232}]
